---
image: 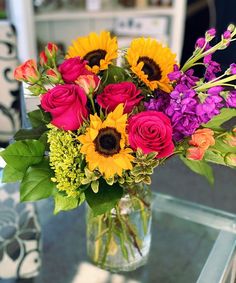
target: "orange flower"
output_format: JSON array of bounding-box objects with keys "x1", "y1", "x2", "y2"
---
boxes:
[
  {"x1": 224, "y1": 134, "x2": 236, "y2": 147},
  {"x1": 186, "y1": 147, "x2": 205, "y2": 161},
  {"x1": 14, "y1": 59, "x2": 40, "y2": 83},
  {"x1": 45, "y1": 42, "x2": 58, "y2": 57},
  {"x1": 189, "y1": 128, "x2": 215, "y2": 150},
  {"x1": 76, "y1": 75, "x2": 100, "y2": 95},
  {"x1": 39, "y1": 51, "x2": 48, "y2": 66}
]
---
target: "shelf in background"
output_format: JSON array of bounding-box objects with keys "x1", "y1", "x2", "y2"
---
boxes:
[{"x1": 35, "y1": 7, "x2": 175, "y2": 22}]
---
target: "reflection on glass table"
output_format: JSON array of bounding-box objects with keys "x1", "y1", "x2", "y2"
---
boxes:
[
  {"x1": 0, "y1": 179, "x2": 236, "y2": 283},
  {"x1": 36, "y1": 189, "x2": 236, "y2": 283}
]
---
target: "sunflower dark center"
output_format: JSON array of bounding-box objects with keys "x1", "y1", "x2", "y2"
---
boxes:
[
  {"x1": 84, "y1": 49, "x2": 107, "y2": 68},
  {"x1": 94, "y1": 127, "x2": 121, "y2": 156},
  {"x1": 138, "y1": 56, "x2": 162, "y2": 81}
]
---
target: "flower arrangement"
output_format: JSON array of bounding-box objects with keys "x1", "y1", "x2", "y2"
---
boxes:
[{"x1": 1, "y1": 28, "x2": 236, "y2": 271}]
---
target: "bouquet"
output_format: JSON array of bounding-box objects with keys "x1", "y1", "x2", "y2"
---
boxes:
[{"x1": 1, "y1": 27, "x2": 236, "y2": 271}]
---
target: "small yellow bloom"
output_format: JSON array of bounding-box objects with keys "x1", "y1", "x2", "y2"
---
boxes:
[{"x1": 78, "y1": 104, "x2": 134, "y2": 179}]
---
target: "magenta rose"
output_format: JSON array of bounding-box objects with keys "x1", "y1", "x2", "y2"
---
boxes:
[
  {"x1": 58, "y1": 57, "x2": 90, "y2": 83},
  {"x1": 97, "y1": 82, "x2": 143, "y2": 113},
  {"x1": 41, "y1": 84, "x2": 88, "y2": 131},
  {"x1": 128, "y1": 111, "x2": 174, "y2": 158}
]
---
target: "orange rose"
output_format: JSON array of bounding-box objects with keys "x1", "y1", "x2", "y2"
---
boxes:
[
  {"x1": 14, "y1": 59, "x2": 40, "y2": 83},
  {"x1": 186, "y1": 147, "x2": 205, "y2": 160},
  {"x1": 76, "y1": 74, "x2": 100, "y2": 95},
  {"x1": 189, "y1": 128, "x2": 215, "y2": 150}
]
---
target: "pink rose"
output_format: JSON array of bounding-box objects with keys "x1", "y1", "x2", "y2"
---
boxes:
[
  {"x1": 41, "y1": 84, "x2": 88, "y2": 131},
  {"x1": 128, "y1": 111, "x2": 174, "y2": 158},
  {"x1": 97, "y1": 82, "x2": 143, "y2": 113},
  {"x1": 58, "y1": 57, "x2": 90, "y2": 83}
]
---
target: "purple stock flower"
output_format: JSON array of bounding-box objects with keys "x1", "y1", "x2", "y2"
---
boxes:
[
  {"x1": 168, "y1": 65, "x2": 199, "y2": 87},
  {"x1": 223, "y1": 30, "x2": 231, "y2": 39},
  {"x1": 196, "y1": 87, "x2": 224, "y2": 123},
  {"x1": 195, "y1": 37, "x2": 206, "y2": 49},
  {"x1": 207, "y1": 28, "x2": 216, "y2": 37},
  {"x1": 226, "y1": 91, "x2": 236, "y2": 108},
  {"x1": 144, "y1": 90, "x2": 170, "y2": 112},
  {"x1": 230, "y1": 63, "x2": 236, "y2": 75},
  {"x1": 204, "y1": 58, "x2": 221, "y2": 81},
  {"x1": 164, "y1": 84, "x2": 201, "y2": 141},
  {"x1": 167, "y1": 64, "x2": 182, "y2": 81}
]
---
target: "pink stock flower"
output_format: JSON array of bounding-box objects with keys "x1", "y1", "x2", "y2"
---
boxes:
[
  {"x1": 14, "y1": 59, "x2": 40, "y2": 83},
  {"x1": 76, "y1": 74, "x2": 100, "y2": 95},
  {"x1": 97, "y1": 82, "x2": 143, "y2": 113},
  {"x1": 41, "y1": 84, "x2": 88, "y2": 131},
  {"x1": 128, "y1": 111, "x2": 174, "y2": 158}
]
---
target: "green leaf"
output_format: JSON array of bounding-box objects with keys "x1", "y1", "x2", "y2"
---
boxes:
[
  {"x1": 0, "y1": 140, "x2": 45, "y2": 172},
  {"x1": 2, "y1": 165, "x2": 24, "y2": 183},
  {"x1": 28, "y1": 108, "x2": 51, "y2": 128},
  {"x1": 101, "y1": 65, "x2": 130, "y2": 86},
  {"x1": 180, "y1": 155, "x2": 214, "y2": 185},
  {"x1": 54, "y1": 193, "x2": 78, "y2": 214},
  {"x1": 204, "y1": 150, "x2": 226, "y2": 166},
  {"x1": 85, "y1": 179, "x2": 123, "y2": 216},
  {"x1": 213, "y1": 138, "x2": 236, "y2": 154},
  {"x1": 20, "y1": 158, "x2": 55, "y2": 202},
  {"x1": 203, "y1": 108, "x2": 236, "y2": 130},
  {"x1": 14, "y1": 126, "x2": 48, "y2": 141},
  {"x1": 39, "y1": 131, "x2": 49, "y2": 151}
]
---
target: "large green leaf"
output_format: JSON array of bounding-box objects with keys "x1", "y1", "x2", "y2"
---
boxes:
[
  {"x1": 0, "y1": 140, "x2": 45, "y2": 172},
  {"x1": 14, "y1": 126, "x2": 48, "y2": 141},
  {"x1": 203, "y1": 108, "x2": 236, "y2": 130},
  {"x1": 54, "y1": 193, "x2": 78, "y2": 214},
  {"x1": 28, "y1": 108, "x2": 51, "y2": 128},
  {"x1": 2, "y1": 165, "x2": 24, "y2": 183},
  {"x1": 180, "y1": 155, "x2": 214, "y2": 185},
  {"x1": 20, "y1": 158, "x2": 55, "y2": 202},
  {"x1": 85, "y1": 179, "x2": 123, "y2": 216}
]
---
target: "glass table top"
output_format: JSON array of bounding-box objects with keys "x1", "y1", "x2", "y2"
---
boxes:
[
  {"x1": 32, "y1": 190, "x2": 236, "y2": 283},
  {"x1": 0, "y1": 179, "x2": 236, "y2": 283}
]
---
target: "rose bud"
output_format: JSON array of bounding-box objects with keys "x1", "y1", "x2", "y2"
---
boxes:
[
  {"x1": 45, "y1": 42, "x2": 58, "y2": 58},
  {"x1": 76, "y1": 74, "x2": 100, "y2": 95},
  {"x1": 39, "y1": 51, "x2": 48, "y2": 67},
  {"x1": 46, "y1": 68, "x2": 63, "y2": 84},
  {"x1": 225, "y1": 153, "x2": 236, "y2": 166},
  {"x1": 14, "y1": 59, "x2": 40, "y2": 83},
  {"x1": 189, "y1": 128, "x2": 215, "y2": 150},
  {"x1": 186, "y1": 147, "x2": 205, "y2": 161}
]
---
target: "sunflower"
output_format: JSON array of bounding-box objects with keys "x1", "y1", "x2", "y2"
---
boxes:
[
  {"x1": 67, "y1": 31, "x2": 118, "y2": 74},
  {"x1": 78, "y1": 104, "x2": 134, "y2": 179},
  {"x1": 126, "y1": 38, "x2": 176, "y2": 92}
]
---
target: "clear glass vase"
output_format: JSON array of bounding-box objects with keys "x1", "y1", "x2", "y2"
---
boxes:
[{"x1": 86, "y1": 183, "x2": 152, "y2": 272}]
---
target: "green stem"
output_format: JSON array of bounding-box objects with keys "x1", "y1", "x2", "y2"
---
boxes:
[
  {"x1": 94, "y1": 215, "x2": 103, "y2": 263},
  {"x1": 88, "y1": 94, "x2": 96, "y2": 114},
  {"x1": 101, "y1": 213, "x2": 113, "y2": 267},
  {"x1": 194, "y1": 75, "x2": 236, "y2": 92}
]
